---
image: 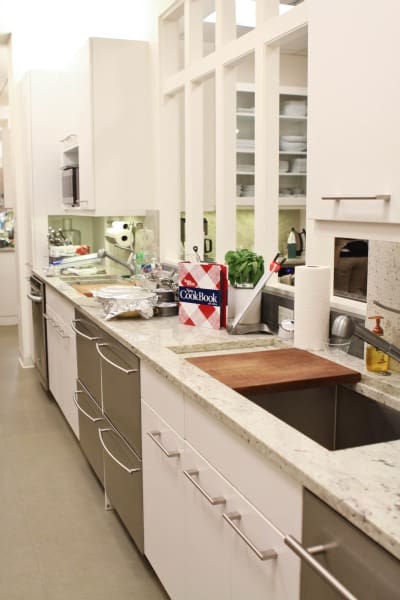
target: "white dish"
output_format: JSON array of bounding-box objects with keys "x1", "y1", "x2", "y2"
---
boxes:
[
  {"x1": 281, "y1": 100, "x2": 307, "y2": 117},
  {"x1": 281, "y1": 135, "x2": 306, "y2": 142},
  {"x1": 280, "y1": 141, "x2": 307, "y2": 152}
]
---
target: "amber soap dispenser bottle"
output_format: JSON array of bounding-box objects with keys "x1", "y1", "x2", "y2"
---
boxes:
[{"x1": 365, "y1": 315, "x2": 390, "y2": 373}]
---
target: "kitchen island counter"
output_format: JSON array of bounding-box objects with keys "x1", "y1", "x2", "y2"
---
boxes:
[{"x1": 37, "y1": 272, "x2": 400, "y2": 561}]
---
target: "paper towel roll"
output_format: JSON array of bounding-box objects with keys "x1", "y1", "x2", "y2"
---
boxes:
[
  {"x1": 111, "y1": 221, "x2": 129, "y2": 230},
  {"x1": 294, "y1": 265, "x2": 331, "y2": 350},
  {"x1": 105, "y1": 229, "x2": 133, "y2": 248}
]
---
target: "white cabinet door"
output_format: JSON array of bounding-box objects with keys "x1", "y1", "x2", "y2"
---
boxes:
[
  {"x1": 141, "y1": 400, "x2": 185, "y2": 600},
  {"x1": 229, "y1": 491, "x2": 300, "y2": 600},
  {"x1": 182, "y1": 441, "x2": 300, "y2": 600},
  {"x1": 307, "y1": 0, "x2": 400, "y2": 223},
  {"x1": 46, "y1": 289, "x2": 78, "y2": 437},
  {"x1": 182, "y1": 442, "x2": 231, "y2": 600},
  {"x1": 64, "y1": 37, "x2": 154, "y2": 215}
]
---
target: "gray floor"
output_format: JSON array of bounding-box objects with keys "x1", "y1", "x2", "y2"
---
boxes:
[{"x1": 0, "y1": 326, "x2": 169, "y2": 600}]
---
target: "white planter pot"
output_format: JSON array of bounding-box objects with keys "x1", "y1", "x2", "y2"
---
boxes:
[{"x1": 228, "y1": 285, "x2": 262, "y2": 325}]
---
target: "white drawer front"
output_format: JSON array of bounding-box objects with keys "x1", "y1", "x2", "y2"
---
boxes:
[
  {"x1": 185, "y1": 395, "x2": 302, "y2": 538},
  {"x1": 141, "y1": 362, "x2": 184, "y2": 436}
]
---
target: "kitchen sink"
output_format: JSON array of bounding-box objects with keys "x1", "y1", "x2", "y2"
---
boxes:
[
  {"x1": 243, "y1": 385, "x2": 400, "y2": 451},
  {"x1": 60, "y1": 274, "x2": 122, "y2": 284}
]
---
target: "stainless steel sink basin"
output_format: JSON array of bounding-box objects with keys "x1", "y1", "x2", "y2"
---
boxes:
[{"x1": 243, "y1": 385, "x2": 400, "y2": 451}]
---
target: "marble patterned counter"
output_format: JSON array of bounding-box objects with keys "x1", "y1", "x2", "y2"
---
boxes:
[{"x1": 37, "y1": 271, "x2": 400, "y2": 561}]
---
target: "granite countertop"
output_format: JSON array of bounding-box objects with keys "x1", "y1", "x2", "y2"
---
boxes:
[{"x1": 38, "y1": 271, "x2": 400, "y2": 560}]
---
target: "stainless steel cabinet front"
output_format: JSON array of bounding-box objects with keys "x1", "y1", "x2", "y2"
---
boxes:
[
  {"x1": 72, "y1": 309, "x2": 104, "y2": 405},
  {"x1": 97, "y1": 334, "x2": 141, "y2": 457},
  {"x1": 296, "y1": 489, "x2": 400, "y2": 600},
  {"x1": 99, "y1": 426, "x2": 144, "y2": 554},
  {"x1": 74, "y1": 380, "x2": 105, "y2": 485}
]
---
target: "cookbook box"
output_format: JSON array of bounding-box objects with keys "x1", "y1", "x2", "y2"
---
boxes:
[{"x1": 178, "y1": 261, "x2": 228, "y2": 329}]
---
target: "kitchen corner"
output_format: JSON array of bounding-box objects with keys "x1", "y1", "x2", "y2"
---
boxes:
[{"x1": 38, "y1": 270, "x2": 400, "y2": 564}]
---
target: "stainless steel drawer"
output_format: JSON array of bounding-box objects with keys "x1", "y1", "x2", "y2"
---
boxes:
[
  {"x1": 74, "y1": 380, "x2": 105, "y2": 485},
  {"x1": 288, "y1": 489, "x2": 400, "y2": 600},
  {"x1": 72, "y1": 310, "x2": 104, "y2": 405},
  {"x1": 96, "y1": 333, "x2": 141, "y2": 457},
  {"x1": 99, "y1": 426, "x2": 144, "y2": 554}
]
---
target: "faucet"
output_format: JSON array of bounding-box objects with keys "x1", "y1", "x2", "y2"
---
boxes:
[
  {"x1": 331, "y1": 315, "x2": 400, "y2": 363},
  {"x1": 97, "y1": 248, "x2": 136, "y2": 275}
]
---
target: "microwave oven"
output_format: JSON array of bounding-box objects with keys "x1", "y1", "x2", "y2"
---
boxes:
[{"x1": 61, "y1": 165, "x2": 79, "y2": 206}]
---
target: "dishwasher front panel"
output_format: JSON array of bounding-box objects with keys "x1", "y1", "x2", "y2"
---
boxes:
[
  {"x1": 73, "y1": 310, "x2": 103, "y2": 405},
  {"x1": 100, "y1": 426, "x2": 144, "y2": 554},
  {"x1": 75, "y1": 380, "x2": 105, "y2": 486},
  {"x1": 98, "y1": 334, "x2": 141, "y2": 457},
  {"x1": 29, "y1": 276, "x2": 48, "y2": 389},
  {"x1": 301, "y1": 489, "x2": 400, "y2": 599}
]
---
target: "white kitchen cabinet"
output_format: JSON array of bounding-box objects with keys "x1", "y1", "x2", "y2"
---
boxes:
[
  {"x1": 62, "y1": 37, "x2": 154, "y2": 215},
  {"x1": 183, "y1": 440, "x2": 300, "y2": 600},
  {"x1": 45, "y1": 286, "x2": 78, "y2": 437},
  {"x1": 141, "y1": 400, "x2": 185, "y2": 600},
  {"x1": 307, "y1": 0, "x2": 400, "y2": 223}
]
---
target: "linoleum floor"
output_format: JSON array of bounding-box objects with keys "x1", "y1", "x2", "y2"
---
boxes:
[{"x1": 0, "y1": 326, "x2": 169, "y2": 600}]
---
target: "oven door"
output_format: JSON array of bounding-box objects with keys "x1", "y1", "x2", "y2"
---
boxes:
[{"x1": 27, "y1": 276, "x2": 48, "y2": 389}]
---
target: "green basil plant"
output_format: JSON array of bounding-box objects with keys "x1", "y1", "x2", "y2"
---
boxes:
[{"x1": 224, "y1": 249, "x2": 265, "y2": 287}]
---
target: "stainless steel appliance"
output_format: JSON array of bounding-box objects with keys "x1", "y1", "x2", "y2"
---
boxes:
[
  {"x1": 285, "y1": 489, "x2": 400, "y2": 599},
  {"x1": 28, "y1": 275, "x2": 48, "y2": 389},
  {"x1": 61, "y1": 165, "x2": 79, "y2": 206},
  {"x1": 73, "y1": 310, "x2": 144, "y2": 553}
]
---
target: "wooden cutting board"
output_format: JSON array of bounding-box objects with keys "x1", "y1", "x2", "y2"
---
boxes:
[
  {"x1": 186, "y1": 348, "x2": 361, "y2": 394},
  {"x1": 71, "y1": 281, "x2": 138, "y2": 297}
]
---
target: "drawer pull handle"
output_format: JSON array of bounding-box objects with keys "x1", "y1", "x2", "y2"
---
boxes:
[
  {"x1": 284, "y1": 535, "x2": 358, "y2": 600},
  {"x1": 148, "y1": 430, "x2": 181, "y2": 457},
  {"x1": 184, "y1": 469, "x2": 226, "y2": 506},
  {"x1": 223, "y1": 512, "x2": 278, "y2": 561},
  {"x1": 73, "y1": 391, "x2": 103, "y2": 423},
  {"x1": 96, "y1": 343, "x2": 138, "y2": 375},
  {"x1": 98, "y1": 428, "x2": 141, "y2": 475},
  {"x1": 71, "y1": 319, "x2": 102, "y2": 342},
  {"x1": 27, "y1": 292, "x2": 43, "y2": 303}
]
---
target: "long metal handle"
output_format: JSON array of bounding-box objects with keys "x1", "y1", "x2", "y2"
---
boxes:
[
  {"x1": 27, "y1": 292, "x2": 43, "y2": 303},
  {"x1": 284, "y1": 535, "x2": 358, "y2": 600},
  {"x1": 98, "y1": 428, "x2": 141, "y2": 475},
  {"x1": 321, "y1": 195, "x2": 390, "y2": 201},
  {"x1": 73, "y1": 391, "x2": 103, "y2": 423},
  {"x1": 223, "y1": 512, "x2": 278, "y2": 561},
  {"x1": 96, "y1": 343, "x2": 138, "y2": 375},
  {"x1": 147, "y1": 430, "x2": 180, "y2": 458},
  {"x1": 71, "y1": 319, "x2": 101, "y2": 342},
  {"x1": 184, "y1": 469, "x2": 226, "y2": 506}
]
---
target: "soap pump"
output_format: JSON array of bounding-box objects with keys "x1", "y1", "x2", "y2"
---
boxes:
[{"x1": 365, "y1": 315, "x2": 390, "y2": 373}]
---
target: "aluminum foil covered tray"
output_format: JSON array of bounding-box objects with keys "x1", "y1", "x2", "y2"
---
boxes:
[{"x1": 92, "y1": 286, "x2": 158, "y2": 320}]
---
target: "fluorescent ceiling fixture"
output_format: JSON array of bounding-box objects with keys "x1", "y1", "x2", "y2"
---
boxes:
[{"x1": 204, "y1": 2, "x2": 294, "y2": 26}]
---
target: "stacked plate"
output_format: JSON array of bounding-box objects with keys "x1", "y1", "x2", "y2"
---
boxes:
[
  {"x1": 281, "y1": 99, "x2": 307, "y2": 117},
  {"x1": 291, "y1": 157, "x2": 307, "y2": 173},
  {"x1": 241, "y1": 185, "x2": 255, "y2": 197},
  {"x1": 280, "y1": 135, "x2": 307, "y2": 152},
  {"x1": 279, "y1": 160, "x2": 290, "y2": 173}
]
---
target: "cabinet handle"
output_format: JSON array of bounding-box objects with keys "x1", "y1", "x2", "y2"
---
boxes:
[
  {"x1": 43, "y1": 313, "x2": 56, "y2": 326},
  {"x1": 73, "y1": 391, "x2": 103, "y2": 423},
  {"x1": 284, "y1": 535, "x2": 358, "y2": 600},
  {"x1": 96, "y1": 343, "x2": 138, "y2": 375},
  {"x1": 184, "y1": 468, "x2": 226, "y2": 506},
  {"x1": 321, "y1": 195, "x2": 390, "y2": 201},
  {"x1": 56, "y1": 326, "x2": 69, "y2": 339},
  {"x1": 27, "y1": 292, "x2": 43, "y2": 303},
  {"x1": 148, "y1": 430, "x2": 180, "y2": 458},
  {"x1": 98, "y1": 428, "x2": 141, "y2": 475},
  {"x1": 71, "y1": 319, "x2": 102, "y2": 342},
  {"x1": 223, "y1": 512, "x2": 278, "y2": 561}
]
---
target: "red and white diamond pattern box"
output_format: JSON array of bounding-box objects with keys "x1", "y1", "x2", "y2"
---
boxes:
[{"x1": 178, "y1": 262, "x2": 227, "y2": 329}]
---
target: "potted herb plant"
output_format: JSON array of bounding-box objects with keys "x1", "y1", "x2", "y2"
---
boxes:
[{"x1": 224, "y1": 249, "x2": 265, "y2": 324}]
